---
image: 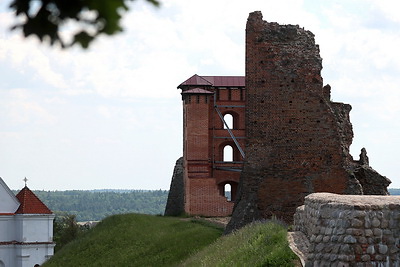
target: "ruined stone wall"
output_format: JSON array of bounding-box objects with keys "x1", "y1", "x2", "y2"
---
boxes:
[
  {"x1": 293, "y1": 193, "x2": 400, "y2": 266},
  {"x1": 226, "y1": 11, "x2": 389, "y2": 232},
  {"x1": 164, "y1": 157, "x2": 184, "y2": 216}
]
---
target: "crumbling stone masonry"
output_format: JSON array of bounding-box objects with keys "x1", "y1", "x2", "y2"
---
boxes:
[
  {"x1": 226, "y1": 11, "x2": 390, "y2": 232},
  {"x1": 164, "y1": 157, "x2": 184, "y2": 216},
  {"x1": 165, "y1": 11, "x2": 390, "y2": 223},
  {"x1": 292, "y1": 193, "x2": 400, "y2": 266}
]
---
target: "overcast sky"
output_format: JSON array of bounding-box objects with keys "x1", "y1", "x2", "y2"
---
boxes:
[{"x1": 1, "y1": 0, "x2": 399, "y2": 190}]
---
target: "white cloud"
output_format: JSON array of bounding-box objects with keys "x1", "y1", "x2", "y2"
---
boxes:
[
  {"x1": 0, "y1": 0, "x2": 399, "y2": 189},
  {"x1": 0, "y1": 89, "x2": 57, "y2": 125}
]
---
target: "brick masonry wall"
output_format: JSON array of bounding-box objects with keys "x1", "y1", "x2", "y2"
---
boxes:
[
  {"x1": 169, "y1": 12, "x2": 389, "y2": 220},
  {"x1": 172, "y1": 89, "x2": 244, "y2": 216},
  {"x1": 226, "y1": 11, "x2": 389, "y2": 232},
  {"x1": 186, "y1": 178, "x2": 234, "y2": 216},
  {"x1": 294, "y1": 193, "x2": 400, "y2": 266}
]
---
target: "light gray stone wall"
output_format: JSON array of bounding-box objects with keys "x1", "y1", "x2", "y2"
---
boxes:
[{"x1": 293, "y1": 193, "x2": 400, "y2": 267}]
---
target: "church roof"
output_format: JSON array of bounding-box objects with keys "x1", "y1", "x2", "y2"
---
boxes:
[
  {"x1": 15, "y1": 186, "x2": 52, "y2": 214},
  {"x1": 178, "y1": 74, "x2": 245, "y2": 88}
]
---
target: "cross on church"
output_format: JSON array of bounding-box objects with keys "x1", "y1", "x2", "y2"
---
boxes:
[{"x1": 23, "y1": 177, "x2": 28, "y2": 187}]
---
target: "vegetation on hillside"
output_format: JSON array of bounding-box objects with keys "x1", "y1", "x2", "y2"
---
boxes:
[
  {"x1": 44, "y1": 214, "x2": 297, "y2": 266},
  {"x1": 181, "y1": 220, "x2": 297, "y2": 267},
  {"x1": 44, "y1": 214, "x2": 223, "y2": 266},
  {"x1": 32, "y1": 190, "x2": 168, "y2": 221},
  {"x1": 53, "y1": 214, "x2": 89, "y2": 253}
]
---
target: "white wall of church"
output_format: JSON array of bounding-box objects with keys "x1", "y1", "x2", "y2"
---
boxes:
[
  {"x1": 15, "y1": 214, "x2": 55, "y2": 242},
  {"x1": 15, "y1": 244, "x2": 55, "y2": 267},
  {"x1": 0, "y1": 246, "x2": 16, "y2": 267},
  {"x1": 0, "y1": 179, "x2": 19, "y2": 213},
  {"x1": 0, "y1": 216, "x2": 16, "y2": 242}
]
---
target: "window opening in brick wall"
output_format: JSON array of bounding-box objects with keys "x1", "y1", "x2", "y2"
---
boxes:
[
  {"x1": 223, "y1": 145, "x2": 233, "y2": 162},
  {"x1": 223, "y1": 114, "x2": 233, "y2": 129},
  {"x1": 224, "y1": 183, "x2": 231, "y2": 201}
]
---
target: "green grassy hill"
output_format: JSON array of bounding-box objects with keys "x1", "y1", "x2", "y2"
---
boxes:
[{"x1": 44, "y1": 214, "x2": 297, "y2": 267}]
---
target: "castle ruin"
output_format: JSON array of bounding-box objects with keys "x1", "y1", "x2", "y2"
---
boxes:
[{"x1": 165, "y1": 11, "x2": 390, "y2": 230}]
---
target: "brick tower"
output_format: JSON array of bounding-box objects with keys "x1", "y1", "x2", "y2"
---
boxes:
[{"x1": 177, "y1": 74, "x2": 245, "y2": 216}]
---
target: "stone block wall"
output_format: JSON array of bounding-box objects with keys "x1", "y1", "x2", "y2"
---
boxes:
[{"x1": 294, "y1": 193, "x2": 400, "y2": 266}]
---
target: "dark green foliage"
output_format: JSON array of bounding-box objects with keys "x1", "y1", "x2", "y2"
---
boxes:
[
  {"x1": 9, "y1": 0, "x2": 160, "y2": 48},
  {"x1": 32, "y1": 189, "x2": 168, "y2": 221},
  {"x1": 44, "y1": 214, "x2": 223, "y2": 266},
  {"x1": 53, "y1": 213, "x2": 88, "y2": 252}
]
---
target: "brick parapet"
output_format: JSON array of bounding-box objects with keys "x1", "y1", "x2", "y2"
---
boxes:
[{"x1": 293, "y1": 193, "x2": 400, "y2": 266}]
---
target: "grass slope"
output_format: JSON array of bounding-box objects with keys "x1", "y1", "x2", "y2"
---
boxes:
[
  {"x1": 44, "y1": 214, "x2": 223, "y2": 266},
  {"x1": 44, "y1": 214, "x2": 297, "y2": 267},
  {"x1": 181, "y1": 221, "x2": 297, "y2": 267}
]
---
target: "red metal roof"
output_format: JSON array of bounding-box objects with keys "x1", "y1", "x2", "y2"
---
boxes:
[
  {"x1": 201, "y1": 76, "x2": 245, "y2": 87},
  {"x1": 181, "y1": 88, "x2": 213, "y2": 94},
  {"x1": 15, "y1": 187, "x2": 52, "y2": 214},
  {"x1": 178, "y1": 74, "x2": 245, "y2": 88}
]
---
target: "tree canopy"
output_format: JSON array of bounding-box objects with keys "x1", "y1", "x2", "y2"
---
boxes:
[{"x1": 9, "y1": 0, "x2": 159, "y2": 49}]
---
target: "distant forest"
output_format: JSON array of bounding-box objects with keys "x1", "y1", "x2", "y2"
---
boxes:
[
  {"x1": 31, "y1": 190, "x2": 169, "y2": 222},
  {"x1": 19, "y1": 188, "x2": 400, "y2": 222},
  {"x1": 389, "y1": 188, "x2": 400, "y2": 195}
]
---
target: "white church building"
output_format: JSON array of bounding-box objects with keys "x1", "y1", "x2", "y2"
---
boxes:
[{"x1": 0, "y1": 178, "x2": 55, "y2": 267}]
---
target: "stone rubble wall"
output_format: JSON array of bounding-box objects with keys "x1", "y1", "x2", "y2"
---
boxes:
[
  {"x1": 164, "y1": 157, "x2": 185, "y2": 216},
  {"x1": 294, "y1": 193, "x2": 400, "y2": 266}
]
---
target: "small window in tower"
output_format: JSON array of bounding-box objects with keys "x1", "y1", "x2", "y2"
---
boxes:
[
  {"x1": 223, "y1": 145, "x2": 233, "y2": 162},
  {"x1": 196, "y1": 95, "x2": 200, "y2": 103},
  {"x1": 223, "y1": 114, "x2": 233, "y2": 129},
  {"x1": 224, "y1": 183, "x2": 231, "y2": 201}
]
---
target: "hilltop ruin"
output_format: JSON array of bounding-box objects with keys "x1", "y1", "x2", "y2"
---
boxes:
[{"x1": 165, "y1": 11, "x2": 390, "y2": 231}]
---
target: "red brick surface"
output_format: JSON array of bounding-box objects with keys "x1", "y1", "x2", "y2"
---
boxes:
[
  {"x1": 227, "y1": 11, "x2": 357, "y2": 230},
  {"x1": 179, "y1": 75, "x2": 245, "y2": 216}
]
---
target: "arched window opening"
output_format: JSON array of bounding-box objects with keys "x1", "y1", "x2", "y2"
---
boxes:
[
  {"x1": 223, "y1": 113, "x2": 233, "y2": 129},
  {"x1": 223, "y1": 145, "x2": 233, "y2": 162},
  {"x1": 224, "y1": 184, "x2": 231, "y2": 201}
]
